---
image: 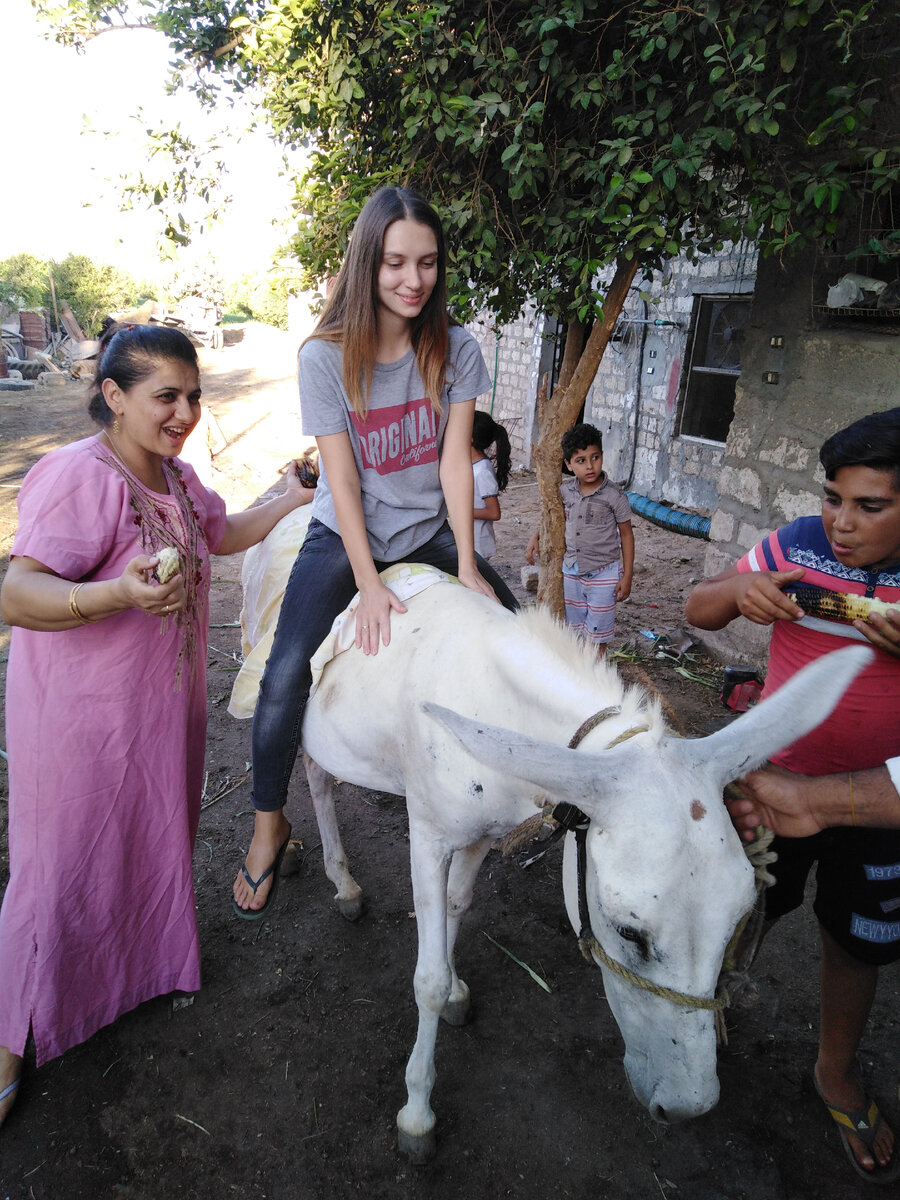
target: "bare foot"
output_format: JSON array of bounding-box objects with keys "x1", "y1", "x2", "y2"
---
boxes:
[
  {"x1": 0, "y1": 1045, "x2": 23, "y2": 1129},
  {"x1": 815, "y1": 1062, "x2": 896, "y2": 1173},
  {"x1": 232, "y1": 809, "x2": 292, "y2": 913}
]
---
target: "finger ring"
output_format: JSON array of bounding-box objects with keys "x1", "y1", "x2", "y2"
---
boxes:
[
  {"x1": 362, "y1": 624, "x2": 369, "y2": 629},
  {"x1": 164, "y1": 604, "x2": 170, "y2": 613}
]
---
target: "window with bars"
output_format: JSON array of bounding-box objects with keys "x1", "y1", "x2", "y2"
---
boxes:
[{"x1": 678, "y1": 295, "x2": 752, "y2": 443}]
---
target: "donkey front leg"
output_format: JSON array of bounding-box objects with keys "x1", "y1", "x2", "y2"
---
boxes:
[
  {"x1": 303, "y1": 754, "x2": 364, "y2": 921},
  {"x1": 396, "y1": 828, "x2": 453, "y2": 1164}
]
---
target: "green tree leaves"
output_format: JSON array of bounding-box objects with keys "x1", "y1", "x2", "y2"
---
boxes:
[
  {"x1": 0, "y1": 251, "x2": 152, "y2": 336},
  {"x1": 36, "y1": 1, "x2": 899, "y2": 329}
]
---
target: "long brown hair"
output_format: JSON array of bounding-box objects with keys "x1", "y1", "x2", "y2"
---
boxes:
[{"x1": 307, "y1": 187, "x2": 449, "y2": 417}]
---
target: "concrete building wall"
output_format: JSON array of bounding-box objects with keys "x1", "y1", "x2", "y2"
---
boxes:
[
  {"x1": 467, "y1": 306, "x2": 545, "y2": 469},
  {"x1": 466, "y1": 244, "x2": 757, "y2": 504},
  {"x1": 465, "y1": 244, "x2": 898, "y2": 672},
  {"x1": 584, "y1": 242, "x2": 756, "y2": 507}
]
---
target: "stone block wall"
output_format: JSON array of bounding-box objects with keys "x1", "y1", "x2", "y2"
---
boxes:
[
  {"x1": 465, "y1": 243, "x2": 757, "y2": 499},
  {"x1": 584, "y1": 242, "x2": 756, "y2": 507},
  {"x1": 466, "y1": 306, "x2": 545, "y2": 469},
  {"x1": 466, "y1": 242, "x2": 899, "y2": 677},
  {"x1": 692, "y1": 246, "x2": 900, "y2": 668}
]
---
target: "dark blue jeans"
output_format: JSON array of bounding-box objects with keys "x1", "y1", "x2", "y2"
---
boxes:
[{"x1": 250, "y1": 518, "x2": 518, "y2": 811}]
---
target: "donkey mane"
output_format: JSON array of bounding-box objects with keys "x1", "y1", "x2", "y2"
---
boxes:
[{"x1": 510, "y1": 604, "x2": 665, "y2": 738}]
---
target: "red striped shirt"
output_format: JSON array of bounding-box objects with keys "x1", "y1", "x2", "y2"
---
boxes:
[{"x1": 737, "y1": 517, "x2": 900, "y2": 774}]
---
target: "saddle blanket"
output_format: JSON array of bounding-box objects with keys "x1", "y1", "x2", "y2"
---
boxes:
[{"x1": 229, "y1": 551, "x2": 454, "y2": 719}]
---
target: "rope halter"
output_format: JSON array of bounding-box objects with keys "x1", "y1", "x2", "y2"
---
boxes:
[
  {"x1": 498, "y1": 706, "x2": 775, "y2": 1042},
  {"x1": 577, "y1": 930, "x2": 726, "y2": 1014},
  {"x1": 559, "y1": 708, "x2": 758, "y2": 1039}
]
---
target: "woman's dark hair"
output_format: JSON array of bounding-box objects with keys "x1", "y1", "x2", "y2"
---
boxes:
[
  {"x1": 309, "y1": 186, "x2": 449, "y2": 415},
  {"x1": 820, "y1": 407, "x2": 900, "y2": 490},
  {"x1": 561, "y1": 422, "x2": 603, "y2": 461},
  {"x1": 472, "y1": 410, "x2": 511, "y2": 492},
  {"x1": 88, "y1": 323, "x2": 199, "y2": 426}
]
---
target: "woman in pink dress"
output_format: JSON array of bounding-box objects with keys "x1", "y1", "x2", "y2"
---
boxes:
[{"x1": 0, "y1": 323, "x2": 311, "y2": 1127}]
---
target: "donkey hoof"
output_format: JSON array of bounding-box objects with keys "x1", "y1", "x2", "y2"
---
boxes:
[
  {"x1": 397, "y1": 1125, "x2": 437, "y2": 1164},
  {"x1": 279, "y1": 841, "x2": 301, "y2": 877},
  {"x1": 440, "y1": 996, "x2": 471, "y2": 1027},
  {"x1": 337, "y1": 895, "x2": 365, "y2": 922}
]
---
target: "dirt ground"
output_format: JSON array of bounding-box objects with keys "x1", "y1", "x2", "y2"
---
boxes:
[{"x1": 1, "y1": 324, "x2": 898, "y2": 1199}]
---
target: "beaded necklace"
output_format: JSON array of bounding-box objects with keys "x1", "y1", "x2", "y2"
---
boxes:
[{"x1": 94, "y1": 439, "x2": 205, "y2": 691}]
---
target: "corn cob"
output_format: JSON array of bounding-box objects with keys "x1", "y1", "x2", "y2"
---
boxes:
[
  {"x1": 155, "y1": 546, "x2": 181, "y2": 584},
  {"x1": 782, "y1": 584, "x2": 898, "y2": 625}
]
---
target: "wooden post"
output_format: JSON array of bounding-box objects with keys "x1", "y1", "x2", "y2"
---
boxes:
[
  {"x1": 47, "y1": 269, "x2": 61, "y2": 333},
  {"x1": 59, "y1": 300, "x2": 87, "y2": 343}
]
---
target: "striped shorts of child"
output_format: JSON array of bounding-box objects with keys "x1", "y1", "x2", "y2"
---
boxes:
[{"x1": 562, "y1": 560, "x2": 622, "y2": 644}]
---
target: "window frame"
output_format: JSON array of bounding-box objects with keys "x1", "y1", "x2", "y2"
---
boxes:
[{"x1": 677, "y1": 293, "x2": 752, "y2": 444}]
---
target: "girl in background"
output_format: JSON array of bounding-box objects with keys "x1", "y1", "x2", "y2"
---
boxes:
[{"x1": 471, "y1": 410, "x2": 511, "y2": 561}]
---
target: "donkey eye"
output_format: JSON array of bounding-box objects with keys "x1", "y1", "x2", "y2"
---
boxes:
[{"x1": 616, "y1": 925, "x2": 651, "y2": 961}]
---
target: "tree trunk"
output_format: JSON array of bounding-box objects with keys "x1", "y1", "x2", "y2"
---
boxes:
[
  {"x1": 534, "y1": 254, "x2": 639, "y2": 615},
  {"x1": 555, "y1": 318, "x2": 585, "y2": 392}
]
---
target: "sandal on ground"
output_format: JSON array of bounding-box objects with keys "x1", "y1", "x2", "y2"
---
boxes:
[
  {"x1": 814, "y1": 1071, "x2": 900, "y2": 1185},
  {"x1": 232, "y1": 826, "x2": 292, "y2": 922}
]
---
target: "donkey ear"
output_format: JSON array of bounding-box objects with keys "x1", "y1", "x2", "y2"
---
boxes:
[
  {"x1": 422, "y1": 702, "x2": 596, "y2": 797},
  {"x1": 679, "y1": 643, "x2": 873, "y2": 786}
]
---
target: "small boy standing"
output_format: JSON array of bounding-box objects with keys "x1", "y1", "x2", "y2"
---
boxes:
[{"x1": 527, "y1": 422, "x2": 634, "y2": 650}]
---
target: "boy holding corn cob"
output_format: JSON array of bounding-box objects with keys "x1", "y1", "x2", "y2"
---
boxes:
[{"x1": 686, "y1": 407, "x2": 900, "y2": 1183}]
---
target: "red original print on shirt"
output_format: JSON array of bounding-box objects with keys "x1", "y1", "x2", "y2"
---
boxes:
[{"x1": 351, "y1": 398, "x2": 439, "y2": 475}]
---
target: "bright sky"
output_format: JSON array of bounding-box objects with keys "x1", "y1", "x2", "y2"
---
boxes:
[{"x1": 0, "y1": 0, "x2": 300, "y2": 283}]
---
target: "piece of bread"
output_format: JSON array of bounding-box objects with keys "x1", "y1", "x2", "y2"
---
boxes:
[{"x1": 155, "y1": 546, "x2": 181, "y2": 584}]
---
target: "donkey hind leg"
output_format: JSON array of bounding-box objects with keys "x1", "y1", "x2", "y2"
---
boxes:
[
  {"x1": 397, "y1": 829, "x2": 454, "y2": 1164},
  {"x1": 442, "y1": 838, "x2": 493, "y2": 1027},
  {"x1": 303, "y1": 753, "x2": 364, "y2": 921}
]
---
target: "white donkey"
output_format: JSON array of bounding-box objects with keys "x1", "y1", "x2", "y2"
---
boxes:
[{"x1": 299, "y1": 581, "x2": 870, "y2": 1162}]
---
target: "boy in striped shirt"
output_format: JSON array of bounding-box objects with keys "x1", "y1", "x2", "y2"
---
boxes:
[{"x1": 686, "y1": 407, "x2": 900, "y2": 1183}]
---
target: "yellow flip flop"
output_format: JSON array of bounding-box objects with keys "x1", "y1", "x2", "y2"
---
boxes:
[{"x1": 814, "y1": 1072, "x2": 900, "y2": 1185}]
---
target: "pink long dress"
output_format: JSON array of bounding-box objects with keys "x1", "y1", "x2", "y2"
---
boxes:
[{"x1": 0, "y1": 436, "x2": 226, "y2": 1065}]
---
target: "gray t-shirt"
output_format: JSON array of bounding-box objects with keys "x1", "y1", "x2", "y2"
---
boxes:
[{"x1": 299, "y1": 325, "x2": 491, "y2": 560}]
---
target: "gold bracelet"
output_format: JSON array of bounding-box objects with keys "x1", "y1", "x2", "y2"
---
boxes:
[
  {"x1": 68, "y1": 582, "x2": 95, "y2": 625},
  {"x1": 848, "y1": 771, "x2": 856, "y2": 827}
]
